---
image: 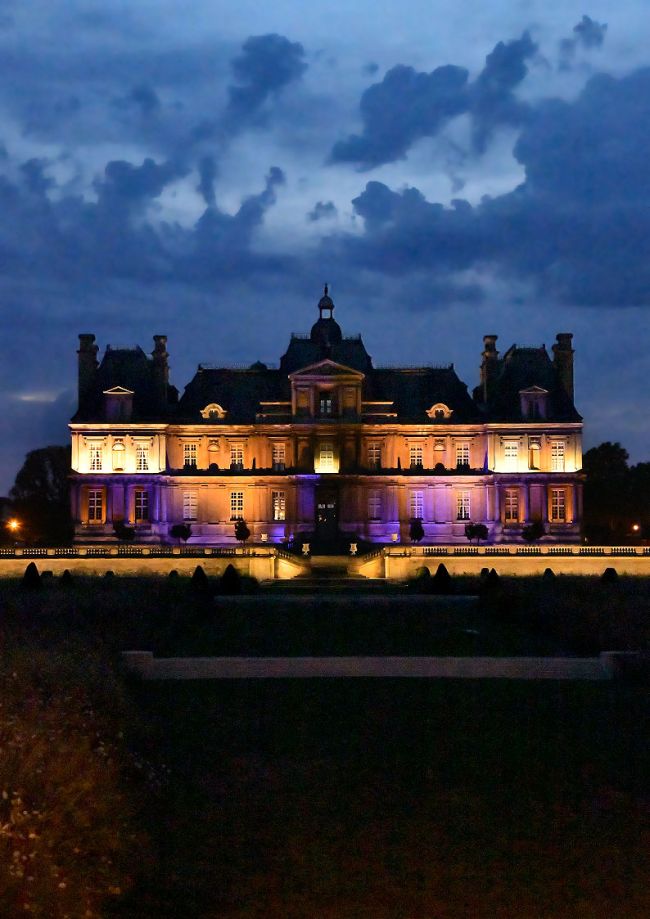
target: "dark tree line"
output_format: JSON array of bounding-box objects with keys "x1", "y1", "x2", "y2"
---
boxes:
[{"x1": 583, "y1": 442, "x2": 650, "y2": 544}]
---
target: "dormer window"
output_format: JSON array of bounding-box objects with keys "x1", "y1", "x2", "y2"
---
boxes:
[
  {"x1": 103, "y1": 386, "x2": 134, "y2": 422},
  {"x1": 427, "y1": 403, "x2": 453, "y2": 421},
  {"x1": 520, "y1": 387, "x2": 548, "y2": 420},
  {"x1": 200, "y1": 403, "x2": 226, "y2": 420}
]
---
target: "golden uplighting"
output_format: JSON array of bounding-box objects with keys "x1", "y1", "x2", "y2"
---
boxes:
[{"x1": 7, "y1": 518, "x2": 20, "y2": 532}]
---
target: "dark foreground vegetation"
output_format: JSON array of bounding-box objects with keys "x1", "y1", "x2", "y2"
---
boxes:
[{"x1": 0, "y1": 574, "x2": 648, "y2": 917}]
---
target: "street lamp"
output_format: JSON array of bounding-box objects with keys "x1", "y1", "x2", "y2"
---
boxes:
[{"x1": 6, "y1": 518, "x2": 21, "y2": 548}]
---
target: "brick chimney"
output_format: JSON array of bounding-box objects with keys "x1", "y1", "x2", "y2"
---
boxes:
[
  {"x1": 552, "y1": 333, "x2": 574, "y2": 402},
  {"x1": 152, "y1": 335, "x2": 169, "y2": 410},
  {"x1": 480, "y1": 334, "x2": 499, "y2": 402},
  {"x1": 77, "y1": 333, "x2": 98, "y2": 411}
]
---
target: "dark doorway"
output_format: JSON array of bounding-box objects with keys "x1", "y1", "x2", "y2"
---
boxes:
[{"x1": 315, "y1": 486, "x2": 339, "y2": 542}]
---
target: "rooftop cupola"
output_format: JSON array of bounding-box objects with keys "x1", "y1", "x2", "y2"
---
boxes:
[{"x1": 310, "y1": 283, "x2": 343, "y2": 347}]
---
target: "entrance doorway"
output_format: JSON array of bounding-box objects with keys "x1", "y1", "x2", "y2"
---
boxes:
[{"x1": 315, "y1": 486, "x2": 339, "y2": 541}]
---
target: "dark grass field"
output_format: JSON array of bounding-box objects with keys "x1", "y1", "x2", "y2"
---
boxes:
[{"x1": 121, "y1": 679, "x2": 650, "y2": 919}]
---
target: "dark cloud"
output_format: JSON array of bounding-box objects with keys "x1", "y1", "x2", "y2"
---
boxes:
[
  {"x1": 114, "y1": 84, "x2": 161, "y2": 117},
  {"x1": 559, "y1": 15, "x2": 607, "y2": 68},
  {"x1": 197, "y1": 155, "x2": 217, "y2": 207},
  {"x1": 307, "y1": 200, "x2": 337, "y2": 222},
  {"x1": 330, "y1": 32, "x2": 536, "y2": 167},
  {"x1": 225, "y1": 33, "x2": 307, "y2": 129},
  {"x1": 362, "y1": 62, "x2": 379, "y2": 76},
  {"x1": 97, "y1": 157, "x2": 185, "y2": 206},
  {"x1": 329, "y1": 66, "x2": 650, "y2": 306}
]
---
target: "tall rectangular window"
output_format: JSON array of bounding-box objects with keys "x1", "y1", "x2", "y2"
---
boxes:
[
  {"x1": 319, "y1": 442, "x2": 335, "y2": 471},
  {"x1": 230, "y1": 491, "x2": 244, "y2": 520},
  {"x1": 409, "y1": 444, "x2": 423, "y2": 469},
  {"x1": 551, "y1": 488, "x2": 566, "y2": 522},
  {"x1": 134, "y1": 489, "x2": 149, "y2": 523},
  {"x1": 272, "y1": 490, "x2": 286, "y2": 521},
  {"x1": 503, "y1": 440, "x2": 519, "y2": 471},
  {"x1": 272, "y1": 443, "x2": 286, "y2": 471},
  {"x1": 368, "y1": 490, "x2": 382, "y2": 520},
  {"x1": 409, "y1": 491, "x2": 424, "y2": 519},
  {"x1": 135, "y1": 444, "x2": 149, "y2": 472},
  {"x1": 183, "y1": 443, "x2": 197, "y2": 468},
  {"x1": 528, "y1": 438, "x2": 541, "y2": 470},
  {"x1": 319, "y1": 394, "x2": 333, "y2": 416},
  {"x1": 112, "y1": 442, "x2": 125, "y2": 472},
  {"x1": 456, "y1": 491, "x2": 471, "y2": 520},
  {"x1": 89, "y1": 444, "x2": 103, "y2": 472},
  {"x1": 87, "y1": 489, "x2": 103, "y2": 523},
  {"x1": 368, "y1": 443, "x2": 382, "y2": 469},
  {"x1": 455, "y1": 443, "x2": 470, "y2": 467},
  {"x1": 504, "y1": 488, "x2": 519, "y2": 523},
  {"x1": 182, "y1": 491, "x2": 197, "y2": 521},
  {"x1": 551, "y1": 441, "x2": 565, "y2": 472},
  {"x1": 230, "y1": 444, "x2": 244, "y2": 471}
]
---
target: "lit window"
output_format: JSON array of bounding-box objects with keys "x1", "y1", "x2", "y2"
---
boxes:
[
  {"x1": 272, "y1": 443, "x2": 286, "y2": 471},
  {"x1": 456, "y1": 491, "x2": 471, "y2": 521},
  {"x1": 135, "y1": 444, "x2": 149, "y2": 472},
  {"x1": 135, "y1": 489, "x2": 149, "y2": 523},
  {"x1": 504, "y1": 488, "x2": 519, "y2": 523},
  {"x1": 89, "y1": 444, "x2": 103, "y2": 472},
  {"x1": 409, "y1": 445, "x2": 423, "y2": 469},
  {"x1": 551, "y1": 488, "x2": 566, "y2": 522},
  {"x1": 319, "y1": 442, "x2": 335, "y2": 471},
  {"x1": 87, "y1": 489, "x2": 103, "y2": 523},
  {"x1": 551, "y1": 442, "x2": 565, "y2": 472},
  {"x1": 503, "y1": 441, "x2": 519, "y2": 471},
  {"x1": 112, "y1": 441, "x2": 125, "y2": 472},
  {"x1": 183, "y1": 443, "x2": 197, "y2": 468},
  {"x1": 230, "y1": 491, "x2": 244, "y2": 520},
  {"x1": 183, "y1": 491, "x2": 198, "y2": 521},
  {"x1": 319, "y1": 394, "x2": 333, "y2": 416},
  {"x1": 455, "y1": 443, "x2": 470, "y2": 468},
  {"x1": 230, "y1": 444, "x2": 244, "y2": 471},
  {"x1": 368, "y1": 490, "x2": 382, "y2": 520},
  {"x1": 528, "y1": 439, "x2": 540, "y2": 470},
  {"x1": 409, "y1": 491, "x2": 424, "y2": 519},
  {"x1": 368, "y1": 443, "x2": 382, "y2": 469},
  {"x1": 272, "y1": 491, "x2": 286, "y2": 521}
]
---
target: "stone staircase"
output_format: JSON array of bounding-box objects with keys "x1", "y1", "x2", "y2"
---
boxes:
[{"x1": 266, "y1": 554, "x2": 396, "y2": 593}]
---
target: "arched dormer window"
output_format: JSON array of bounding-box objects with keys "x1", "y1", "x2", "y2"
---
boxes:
[
  {"x1": 426, "y1": 402, "x2": 453, "y2": 421},
  {"x1": 200, "y1": 403, "x2": 227, "y2": 421}
]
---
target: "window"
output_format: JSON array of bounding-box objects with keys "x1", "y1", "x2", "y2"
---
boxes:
[
  {"x1": 272, "y1": 491, "x2": 286, "y2": 521},
  {"x1": 112, "y1": 441, "x2": 125, "y2": 472},
  {"x1": 182, "y1": 491, "x2": 197, "y2": 521},
  {"x1": 135, "y1": 444, "x2": 149, "y2": 472},
  {"x1": 230, "y1": 444, "x2": 244, "y2": 471},
  {"x1": 528, "y1": 438, "x2": 541, "y2": 470},
  {"x1": 89, "y1": 444, "x2": 103, "y2": 472},
  {"x1": 504, "y1": 488, "x2": 519, "y2": 523},
  {"x1": 272, "y1": 443, "x2": 286, "y2": 471},
  {"x1": 409, "y1": 491, "x2": 424, "y2": 519},
  {"x1": 503, "y1": 440, "x2": 519, "y2": 471},
  {"x1": 368, "y1": 490, "x2": 382, "y2": 520},
  {"x1": 319, "y1": 442, "x2": 335, "y2": 472},
  {"x1": 551, "y1": 488, "x2": 566, "y2": 522},
  {"x1": 455, "y1": 443, "x2": 470, "y2": 468},
  {"x1": 456, "y1": 491, "x2": 471, "y2": 520},
  {"x1": 183, "y1": 443, "x2": 197, "y2": 468},
  {"x1": 134, "y1": 489, "x2": 149, "y2": 523},
  {"x1": 551, "y1": 441, "x2": 565, "y2": 472},
  {"x1": 230, "y1": 491, "x2": 244, "y2": 520},
  {"x1": 319, "y1": 394, "x2": 333, "y2": 416},
  {"x1": 409, "y1": 444, "x2": 423, "y2": 469},
  {"x1": 368, "y1": 443, "x2": 382, "y2": 469},
  {"x1": 87, "y1": 489, "x2": 103, "y2": 523}
]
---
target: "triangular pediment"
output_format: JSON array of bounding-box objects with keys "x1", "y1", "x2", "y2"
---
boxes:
[
  {"x1": 288, "y1": 358, "x2": 365, "y2": 380},
  {"x1": 519, "y1": 385, "x2": 549, "y2": 395},
  {"x1": 103, "y1": 385, "x2": 134, "y2": 395}
]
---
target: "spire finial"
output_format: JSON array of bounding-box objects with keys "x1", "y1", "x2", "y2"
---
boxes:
[{"x1": 324, "y1": 282, "x2": 328, "y2": 296}]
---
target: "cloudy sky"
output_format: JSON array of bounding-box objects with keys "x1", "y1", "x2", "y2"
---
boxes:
[{"x1": 1, "y1": 0, "x2": 649, "y2": 492}]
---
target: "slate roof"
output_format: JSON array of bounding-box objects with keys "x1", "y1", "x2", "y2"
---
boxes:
[
  {"x1": 365, "y1": 367, "x2": 479, "y2": 424},
  {"x1": 177, "y1": 366, "x2": 290, "y2": 424}
]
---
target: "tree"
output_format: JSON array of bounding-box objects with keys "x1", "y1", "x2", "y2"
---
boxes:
[
  {"x1": 234, "y1": 518, "x2": 251, "y2": 544},
  {"x1": 169, "y1": 523, "x2": 191, "y2": 545},
  {"x1": 9, "y1": 446, "x2": 73, "y2": 545},
  {"x1": 522, "y1": 519, "x2": 545, "y2": 543},
  {"x1": 409, "y1": 517, "x2": 424, "y2": 543},
  {"x1": 465, "y1": 522, "x2": 488, "y2": 545},
  {"x1": 583, "y1": 441, "x2": 632, "y2": 543}
]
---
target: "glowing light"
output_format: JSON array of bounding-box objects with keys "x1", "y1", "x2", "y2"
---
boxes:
[
  {"x1": 632, "y1": 523, "x2": 640, "y2": 532},
  {"x1": 7, "y1": 519, "x2": 20, "y2": 532}
]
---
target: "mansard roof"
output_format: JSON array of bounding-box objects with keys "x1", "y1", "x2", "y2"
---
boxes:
[
  {"x1": 178, "y1": 365, "x2": 290, "y2": 424},
  {"x1": 367, "y1": 367, "x2": 480, "y2": 423}
]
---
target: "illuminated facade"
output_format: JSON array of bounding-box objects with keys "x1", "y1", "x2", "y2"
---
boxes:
[{"x1": 69, "y1": 289, "x2": 583, "y2": 544}]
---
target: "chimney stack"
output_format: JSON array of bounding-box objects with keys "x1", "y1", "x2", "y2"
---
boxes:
[
  {"x1": 480, "y1": 334, "x2": 499, "y2": 402},
  {"x1": 152, "y1": 335, "x2": 169, "y2": 410},
  {"x1": 77, "y1": 334, "x2": 98, "y2": 411},
  {"x1": 552, "y1": 333, "x2": 574, "y2": 402}
]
